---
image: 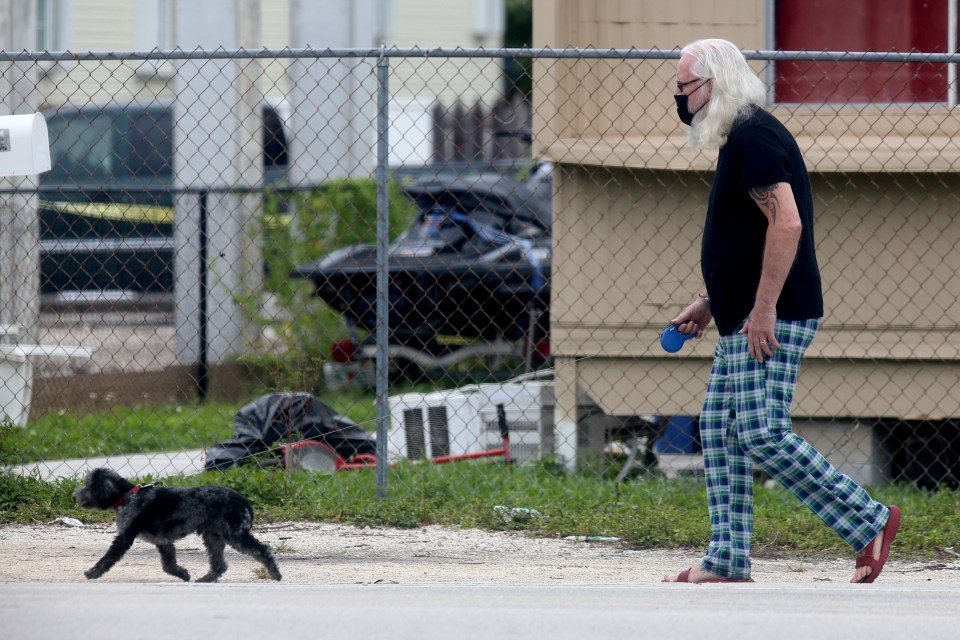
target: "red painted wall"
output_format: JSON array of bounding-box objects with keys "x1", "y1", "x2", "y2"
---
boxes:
[{"x1": 775, "y1": 0, "x2": 951, "y2": 103}]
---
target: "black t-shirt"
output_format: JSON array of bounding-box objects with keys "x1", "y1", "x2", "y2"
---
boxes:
[{"x1": 701, "y1": 107, "x2": 823, "y2": 336}]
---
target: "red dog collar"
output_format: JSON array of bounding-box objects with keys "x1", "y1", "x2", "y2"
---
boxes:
[{"x1": 113, "y1": 484, "x2": 154, "y2": 510}]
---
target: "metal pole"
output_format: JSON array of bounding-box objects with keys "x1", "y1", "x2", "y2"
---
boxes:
[
  {"x1": 11, "y1": 47, "x2": 960, "y2": 63},
  {"x1": 197, "y1": 189, "x2": 209, "y2": 402},
  {"x1": 950, "y1": 0, "x2": 958, "y2": 109},
  {"x1": 763, "y1": 0, "x2": 776, "y2": 105},
  {"x1": 374, "y1": 45, "x2": 391, "y2": 499}
]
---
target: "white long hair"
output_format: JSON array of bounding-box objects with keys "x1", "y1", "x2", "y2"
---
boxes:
[{"x1": 682, "y1": 39, "x2": 767, "y2": 149}]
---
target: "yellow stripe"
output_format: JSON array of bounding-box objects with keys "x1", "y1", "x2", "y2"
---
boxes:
[
  {"x1": 40, "y1": 200, "x2": 291, "y2": 227},
  {"x1": 40, "y1": 199, "x2": 174, "y2": 225}
]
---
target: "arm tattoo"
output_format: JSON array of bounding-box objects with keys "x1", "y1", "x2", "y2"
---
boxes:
[{"x1": 748, "y1": 184, "x2": 781, "y2": 225}]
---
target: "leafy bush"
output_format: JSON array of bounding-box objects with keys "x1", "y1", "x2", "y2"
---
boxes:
[{"x1": 241, "y1": 178, "x2": 417, "y2": 392}]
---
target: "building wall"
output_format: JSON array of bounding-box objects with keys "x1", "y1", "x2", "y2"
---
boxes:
[
  {"x1": 533, "y1": 0, "x2": 960, "y2": 423},
  {"x1": 387, "y1": 0, "x2": 506, "y2": 107},
  {"x1": 35, "y1": 0, "x2": 504, "y2": 109},
  {"x1": 38, "y1": 0, "x2": 287, "y2": 107},
  {"x1": 532, "y1": 0, "x2": 765, "y2": 148},
  {"x1": 551, "y1": 164, "x2": 960, "y2": 419},
  {"x1": 74, "y1": 0, "x2": 135, "y2": 48}
]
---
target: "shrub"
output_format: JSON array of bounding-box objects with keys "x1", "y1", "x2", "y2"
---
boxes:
[{"x1": 240, "y1": 178, "x2": 417, "y2": 392}]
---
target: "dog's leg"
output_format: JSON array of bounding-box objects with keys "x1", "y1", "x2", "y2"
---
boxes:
[
  {"x1": 229, "y1": 531, "x2": 282, "y2": 581},
  {"x1": 85, "y1": 531, "x2": 137, "y2": 579},
  {"x1": 157, "y1": 543, "x2": 191, "y2": 582},
  {"x1": 196, "y1": 532, "x2": 228, "y2": 583}
]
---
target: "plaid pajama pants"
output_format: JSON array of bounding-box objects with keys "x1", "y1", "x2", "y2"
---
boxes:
[{"x1": 699, "y1": 318, "x2": 889, "y2": 580}]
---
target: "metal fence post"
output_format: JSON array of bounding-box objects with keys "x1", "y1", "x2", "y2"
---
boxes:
[
  {"x1": 375, "y1": 45, "x2": 391, "y2": 499},
  {"x1": 197, "y1": 188, "x2": 209, "y2": 403}
]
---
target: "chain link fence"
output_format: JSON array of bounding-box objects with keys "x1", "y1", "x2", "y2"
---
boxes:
[{"x1": 2, "y1": 47, "x2": 959, "y2": 496}]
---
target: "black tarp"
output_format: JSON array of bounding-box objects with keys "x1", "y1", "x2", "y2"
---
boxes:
[{"x1": 204, "y1": 392, "x2": 377, "y2": 471}]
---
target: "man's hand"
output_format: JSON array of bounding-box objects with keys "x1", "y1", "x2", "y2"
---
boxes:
[
  {"x1": 671, "y1": 297, "x2": 713, "y2": 338},
  {"x1": 739, "y1": 306, "x2": 779, "y2": 363}
]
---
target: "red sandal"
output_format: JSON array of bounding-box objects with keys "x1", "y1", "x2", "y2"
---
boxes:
[{"x1": 855, "y1": 505, "x2": 901, "y2": 584}]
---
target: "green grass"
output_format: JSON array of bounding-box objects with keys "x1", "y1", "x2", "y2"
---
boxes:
[
  {"x1": 3, "y1": 460, "x2": 958, "y2": 558},
  {"x1": 3, "y1": 390, "x2": 380, "y2": 463},
  {"x1": 6, "y1": 405, "x2": 236, "y2": 461},
  {"x1": 2, "y1": 405, "x2": 960, "y2": 559}
]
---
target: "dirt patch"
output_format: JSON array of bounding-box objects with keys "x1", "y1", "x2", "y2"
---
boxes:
[
  {"x1": 2, "y1": 521, "x2": 959, "y2": 585},
  {"x1": 14, "y1": 315, "x2": 960, "y2": 586}
]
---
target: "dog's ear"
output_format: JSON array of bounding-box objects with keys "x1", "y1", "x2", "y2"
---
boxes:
[
  {"x1": 100, "y1": 470, "x2": 121, "y2": 496},
  {"x1": 87, "y1": 468, "x2": 134, "y2": 507}
]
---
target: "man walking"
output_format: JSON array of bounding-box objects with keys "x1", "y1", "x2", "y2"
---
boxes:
[{"x1": 662, "y1": 38, "x2": 899, "y2": 584}]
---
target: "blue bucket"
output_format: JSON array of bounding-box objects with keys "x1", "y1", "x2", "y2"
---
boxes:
[{"x1": 653, "y1": 416, "x2": 702, "y2": 454}]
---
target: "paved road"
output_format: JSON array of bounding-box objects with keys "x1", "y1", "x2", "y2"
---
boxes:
[
  {"x1": 3, "y1": 582, "x2": 959, "y2": 640},
  {"x1": 11, "y1": 449, "x2": 206, "y2": 481}
]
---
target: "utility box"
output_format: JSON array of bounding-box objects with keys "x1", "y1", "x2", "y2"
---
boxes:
[{"x1": 387, "y1": 375, "x2": 555, "y2": 464}]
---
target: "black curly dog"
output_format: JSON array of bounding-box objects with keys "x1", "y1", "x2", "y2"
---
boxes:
[{"x1": 73, "y1": 468, "x2": 282, "y2": 582}]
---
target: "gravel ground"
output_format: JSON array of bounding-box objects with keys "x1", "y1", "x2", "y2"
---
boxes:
[
  {"x1": 2, "y1": 520, "x2": 960, "y2": 585},
  {"x1": 15, "y1": 312, "x2": 960, "y2": 586}
]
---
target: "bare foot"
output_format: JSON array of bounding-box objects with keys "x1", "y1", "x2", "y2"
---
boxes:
[
  {"x1": 851, "y1": 528, "x2": 884, "y2": 583},
  {"x1": 662, "y1": 566, "x2": 727, "y2": 583}
]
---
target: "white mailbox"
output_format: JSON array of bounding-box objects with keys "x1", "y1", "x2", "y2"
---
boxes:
[{"x1": 0, "y1": 113, "x2": 51, "y2": 177}]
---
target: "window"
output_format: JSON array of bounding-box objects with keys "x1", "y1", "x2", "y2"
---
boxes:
[
  {"x1": 37, "y1": 0, "x2": 71, "y2": 51},
  {"x1": 775, "y1": 0, "x2": 953, "y2": 103},
  {"x1": 46, "y1": 105, "x2": 174, "y2": 182},
  {"x1": 114, "y1": 108, "x2": 174, "y2": 179},
  {"x1": 46, "y1": 109, "x2": 115, "y2": 181},
  {"x1": 135, "y1": 0, "x2": 175, "y2": 50}
]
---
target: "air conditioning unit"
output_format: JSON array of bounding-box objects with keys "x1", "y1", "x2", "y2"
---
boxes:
[{"x1": 387, "y1": 374, "x2": 555, "y2": 465}]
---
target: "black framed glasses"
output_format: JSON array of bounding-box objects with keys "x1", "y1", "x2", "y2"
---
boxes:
[{"x1": 676, "y1": 77, "x2": 705, "y2": 92}]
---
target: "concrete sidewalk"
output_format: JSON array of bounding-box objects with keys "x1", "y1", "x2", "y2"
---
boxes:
[{"x1": 12, "y1": 449, "x2": 206, "y2": 481}]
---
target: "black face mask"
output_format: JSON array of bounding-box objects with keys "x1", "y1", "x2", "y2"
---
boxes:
[
  {"x1": 674, "y1": 80, "x2": 708, "y2": 126},
  {"x1": 674, "y1": 94, "x2": 697, "y2": 126}
]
